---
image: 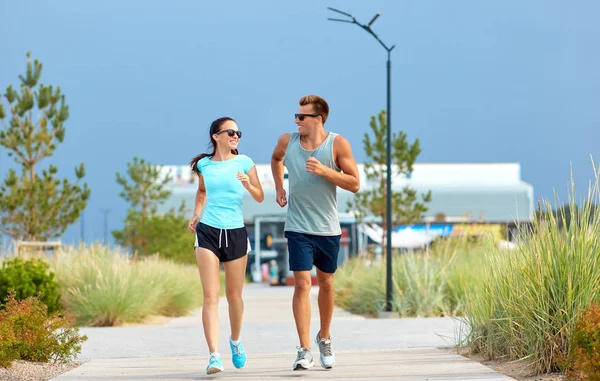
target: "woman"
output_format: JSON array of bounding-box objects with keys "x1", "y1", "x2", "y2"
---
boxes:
[{"x1": 188, "y1": 117, "x2": 264, "y2": 375}]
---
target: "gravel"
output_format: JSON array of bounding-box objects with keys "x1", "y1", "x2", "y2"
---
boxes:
[{"x1": 0, "y1": 361, "x2": 82, "y2": 381}]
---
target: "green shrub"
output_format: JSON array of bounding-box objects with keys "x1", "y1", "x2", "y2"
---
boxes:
[
  {"x1": 137, "y1": 258, "x2": 203, "y2": 317},
  {"x1": 113, "y1": 208, "x2": 196, "y2": 265},
  {"x1": 335, "y1": 259, "x2": 384, "y2": 315},
  {"x1": 568, "y1": 304, "x2": 600, "y2": 380},
  {"x1": 0, "y1": 257, "x2": 61, "y2": 314},
  {"x1": 52, "y1": 244, "x2": 203, "y2": 326},
  {"x1": 335, "y1": 238, "x2": 488, "y2": 317},
  {"x1": 464, "y1": 176, "x2": 600, "y2": 375},
  {"x1": 0, "y1": 291, "x2": 87, "y2": 368}
]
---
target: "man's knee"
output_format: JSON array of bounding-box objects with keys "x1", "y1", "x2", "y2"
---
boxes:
[
  {"x1": 294, "y1": 274, "x2": 312, "y2": 294},
  {"x1": 317, "y1": 272, "x2": 334, "y2": 292}
]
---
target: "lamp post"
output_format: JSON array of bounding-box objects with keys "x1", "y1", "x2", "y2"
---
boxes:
[
  {"x1": 100, "y1": 208, "x2": 111, "y2": 246},
  {"x1": 80, "y1": 212, "x2": 85, "y2": 243},
  {"x1": 327, "y1": 7, "x2": 396, "y2": 312}
]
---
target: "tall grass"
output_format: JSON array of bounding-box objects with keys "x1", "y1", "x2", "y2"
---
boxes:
[
  {"x1": 464, "y1": 167, "x2": 600, "y2": 374},
  {"x1": 335, "y1": 238, "x2": 489, "y2": 317},
  {"x1": 52, "y1": 244, "x2": 203, "y2": 326}
]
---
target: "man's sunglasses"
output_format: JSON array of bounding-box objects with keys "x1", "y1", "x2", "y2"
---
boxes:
[
  {"x1": 216, "y1": 129, "x2": 242, "y2": 138},
  {"x1": 295, "y1": 113, "x2": 320, "y2": 121}
]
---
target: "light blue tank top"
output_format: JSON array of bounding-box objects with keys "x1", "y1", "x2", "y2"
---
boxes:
[
  {"x1": 197, "y1": 154, "x2": 254, "y2": 229},
  {"x1": 283, "y1": 132, "x2": 341, "y2": 236}
]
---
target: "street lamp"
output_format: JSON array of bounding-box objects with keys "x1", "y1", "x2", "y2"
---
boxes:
[
  {"x1": 80, "y1": 212, "x2": 85, "y2": 243},
  {"x1": 327, "y1": 7, "x2": 396, "y2": 312},
  {"x1": 100, "y1": 208, "x2": 111, "y2": 245}
]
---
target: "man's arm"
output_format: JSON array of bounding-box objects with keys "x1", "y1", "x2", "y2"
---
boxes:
[
  {"x1": 271, "y1": 133, "x2": 290, "y2": 189},
  {"x1": 271, "y1": 134, "x2": 290, "y2": 189},
  {"x1": 305, "y1": 135, "x2": 360, "y2": 193},
  {"x1": 271, "y1": 133, "x2": 290, "y2": 207}
]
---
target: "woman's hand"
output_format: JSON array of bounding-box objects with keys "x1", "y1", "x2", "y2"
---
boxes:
[
  {"x1": 188, "y1": 216, "x2": 199, "y2": 233},
  {"x1": 237, "y1": 172, "x2": 252, "y2": 190}
]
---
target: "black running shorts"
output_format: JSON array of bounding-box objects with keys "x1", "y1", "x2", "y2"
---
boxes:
[{"x1": 194, "y1": 222, "x2": 250, "y2": 262}]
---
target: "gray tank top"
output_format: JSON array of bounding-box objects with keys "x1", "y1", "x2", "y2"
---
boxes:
[{"x1": 283, "y1": 132, "x2": 341, "y2": 236}]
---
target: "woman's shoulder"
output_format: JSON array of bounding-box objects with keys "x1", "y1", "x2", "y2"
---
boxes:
[
  {"x1": 198, "y1": 156, "x2": 211, "y2": 165},
  {"x1": 196, "y1": 156, "x2": 212, "y2": 170},
  {"x1": 235, "y1": 154, "x2": 255, "y2": 162}
]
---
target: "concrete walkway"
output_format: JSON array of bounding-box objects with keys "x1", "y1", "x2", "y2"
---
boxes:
[{"x1": 52, "y1": 283, "x2": 514, "y2": 380}]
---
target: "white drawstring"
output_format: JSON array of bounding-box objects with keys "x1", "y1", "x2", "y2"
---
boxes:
[{"x1": 218, "y1": 229, "x2": 229, "y2": 248}]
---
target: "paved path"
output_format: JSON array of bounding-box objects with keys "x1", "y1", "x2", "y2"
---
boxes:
[{"x1": 52, "y1": 283, "x2": 514, "y2": 380}]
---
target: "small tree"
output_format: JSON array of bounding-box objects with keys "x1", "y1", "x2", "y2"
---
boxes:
[
  {"x1": 348, "y1": 110, "x2": 431, "y2": 249},
  {"x1": 113, "y1": 157, "x2": 193, "y2": 263},
  {"x1": 0, "y1": 52, "x2": 90, "y2": 241}
]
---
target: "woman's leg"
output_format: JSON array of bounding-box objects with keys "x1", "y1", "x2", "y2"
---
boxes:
[
  {"x1": 195, "y1": 247, "x2": 221, "y2": 353},
  {"x1": 223, "y1": 254, "x2": 248, "y2": 341}
]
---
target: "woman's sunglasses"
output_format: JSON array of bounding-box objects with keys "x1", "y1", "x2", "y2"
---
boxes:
[
  {"x1": 216, "y1": 129, "x2": 242, "y2": 138},
  {"x1": 295, "y1": 113, "x2": 320, "y2": 121}
]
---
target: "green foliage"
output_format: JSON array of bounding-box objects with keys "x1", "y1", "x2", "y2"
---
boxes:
[
  {"x1": 536, "y1": 202, "x2": 599, "y2": 230},
  {"x1": 568, "y1": 304, "x2": 600, "y2": 380},
  {"x1": 113, "y1": 157, "x2": 191, "y2": 261},
  {"x1": 0, "y1": 52, "x2": 90, "y2": 240},
  {"x1": 348, "y1": 110, "x2": 431, "y2": 247},
  {"x1": 115, "y1": 156, "x2": 171, "y2": 217},
  {"x1": 464, "y1": 171, "x2": 600, "y2": 376},
  {"x1": 0, "y1": 257, "x2": 61, "y2": 314},
  {"x1": 52, "y1": 244, "x2": 202, "y2": 326},
  {"x1": 0, "y1": 291, "x2": 87, "y2": 368},
  {"x1": 334, "y1": 238, "x2": 485, "y2": 317},
  {"x1": 114, "y1": 207, "x2": 195, "y2": 264}
]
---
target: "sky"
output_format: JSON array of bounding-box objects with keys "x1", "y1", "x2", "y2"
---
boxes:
[{"x1": 1, "y1": 0, "x2": 599, "y2": 245}]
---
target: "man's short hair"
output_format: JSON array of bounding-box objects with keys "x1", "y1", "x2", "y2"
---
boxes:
[{"x1": 299, "y1": 95, "x2": 329, "y2": 124}]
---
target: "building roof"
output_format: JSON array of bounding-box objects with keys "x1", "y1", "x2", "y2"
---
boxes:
[{"x1": 158, "y1": 162, "x2": 534, "y2": 223}]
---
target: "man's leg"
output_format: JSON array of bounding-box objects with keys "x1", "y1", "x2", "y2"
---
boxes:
[
  {"x1": 293, "y1": 270, "x2": 313, "y2": 349},
  {"x1": 285, "y1": 231, "x2": 315, "y2": 370},
  {"x1": 313, "y1": 235, "x2": 340, "y2": 369},
  {"x1": 316, "y1": 269, "x2": 334, "y2": 340}
]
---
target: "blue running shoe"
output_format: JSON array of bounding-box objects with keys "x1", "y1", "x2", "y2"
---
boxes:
[
  {"x1": 229, "y1": 338, "x2": 247, "y2": 369},
  {"x1": 206, "y1": 353, "x2": 224, "y2": 375}
]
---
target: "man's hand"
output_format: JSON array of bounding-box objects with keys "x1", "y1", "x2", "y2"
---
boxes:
[
  {"x1": 276, "y1": 188, "x2": 287, "y2": 207},
  {"x1": 188, "y1": 216, "x2": 199, "y2": 233},
  {"x1": 306, "y1": 156, "x2": 327, "y2": 177}
]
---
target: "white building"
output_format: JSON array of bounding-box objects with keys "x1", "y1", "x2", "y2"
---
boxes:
[
  {"x1": 160, "y1": 162, "x2": 534, "y2": 223},
  {"x1": 158, "y1": 162, "x2": 533, "y2": 282}
]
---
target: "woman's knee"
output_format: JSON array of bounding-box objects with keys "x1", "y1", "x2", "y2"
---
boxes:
[
  {"x1": 203, "y1": 291, "x2": 220, "y2": 307},
  {"x1": 225, "y1": 288, "x2": 243, "y2": 304}
]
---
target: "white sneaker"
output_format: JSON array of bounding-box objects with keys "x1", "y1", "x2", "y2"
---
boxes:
[
  {"x1": 293, "y1": 347, "x2": 314, "y2": 370},
  {"x1": 315, "y1": 330, "x2": 335, "y2": 369}
]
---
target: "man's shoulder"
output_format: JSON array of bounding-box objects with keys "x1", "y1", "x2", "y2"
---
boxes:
[
  {"x1": 277, "y1": 132, "x2": 295, "y2": 146},
  {"x1": 331, "y1": 133, "x2": 350, "y2": 146}
]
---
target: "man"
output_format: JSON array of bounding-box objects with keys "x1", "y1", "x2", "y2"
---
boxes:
[{"x1": 271, "y1": 95, "x2": 360, "y2": 370}]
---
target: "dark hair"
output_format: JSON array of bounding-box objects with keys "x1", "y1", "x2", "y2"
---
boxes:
[{"x1": 189, "y1": 117, "x2": 239, "y2": 175}]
